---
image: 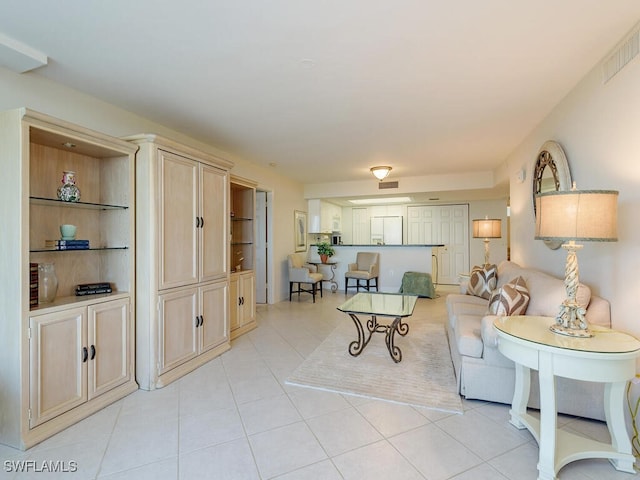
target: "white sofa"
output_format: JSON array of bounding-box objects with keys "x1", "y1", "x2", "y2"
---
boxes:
[{"x1": 446, "y1": 260, "x2": 611, "y2": 421}]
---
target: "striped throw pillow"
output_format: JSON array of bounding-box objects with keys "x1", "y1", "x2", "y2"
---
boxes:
[
  {"x1": 488, "y1": 276, "x2": 530, "y2": 316},
  {"x1": 466, "y1": 264, "x2": 497, "y2": 299}
]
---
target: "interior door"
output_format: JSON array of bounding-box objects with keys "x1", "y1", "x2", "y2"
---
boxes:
[{"x1": 255, "y1": 191, "x2": 267, "y2": 304}]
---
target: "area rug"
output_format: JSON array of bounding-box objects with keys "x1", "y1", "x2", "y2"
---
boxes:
[{"x1": 286, "y1": 319, "x2": 463, "y2": 414}]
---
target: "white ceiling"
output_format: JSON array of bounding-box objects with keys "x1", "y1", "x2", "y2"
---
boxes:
[{"x1": 2, "y1": 1, "x2": 640, "y2": 193}]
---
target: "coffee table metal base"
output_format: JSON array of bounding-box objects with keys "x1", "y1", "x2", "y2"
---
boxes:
[{"x1": 347, "y1": 313, "x2": 409, "y2": 363}]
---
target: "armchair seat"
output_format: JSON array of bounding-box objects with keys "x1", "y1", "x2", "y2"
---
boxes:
[
  {"x1": 288, "y1": 253, "x2": 324, "y2": 302},
  {"x1": 345, "y1": 252, "x2": 379, "y2": 294}
]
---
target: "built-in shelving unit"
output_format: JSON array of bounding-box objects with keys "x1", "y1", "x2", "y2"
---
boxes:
[
  {"x1": 229, "y1": 176, "x2": 257, "y2": 339},
  {"x1": 0, "y1": 108, "x2": 138, "y2": 450}
]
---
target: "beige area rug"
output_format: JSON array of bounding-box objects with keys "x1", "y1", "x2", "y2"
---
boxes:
[{"x1": 286, "y1": 316, "x2": 463, "y2": 414}]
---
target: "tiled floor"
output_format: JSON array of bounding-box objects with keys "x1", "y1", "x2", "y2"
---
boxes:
[{"x1": 1, "y1": 286, "x2": 634, "y2": 479}]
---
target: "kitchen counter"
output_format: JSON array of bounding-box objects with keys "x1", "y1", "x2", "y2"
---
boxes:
[{"x1": 308, "y1": 244, "x2": 444, "y2": 293}]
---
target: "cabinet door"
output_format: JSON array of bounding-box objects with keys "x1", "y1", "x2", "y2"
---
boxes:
[
  {"x1": 159, "y1": 150, "x2": 198, "y2": 289},
  {"x1": 239, "y1": 272, "x2": 256, "y2": 327},
  {"x1": 158, "y1": 288, "x2": 198, "y2": 374},
  {"x1": 229, "y1": 276, "x2": 240, "y2": 331},
  {"x1": 200, "y1": 164, "x2": 228, "y2": 282},
  {"x1": 87, "y1": 299, "x2": 131, "y2": 400},
  {"x1": 29, "y1": 308, "x2": 87, "y2": 428},
  {"x1": 199, "y1": 281, "x2": 229, "y2": 353}
]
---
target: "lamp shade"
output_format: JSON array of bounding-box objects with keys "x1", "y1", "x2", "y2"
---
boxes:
[
  {"x1": 370, "y1": 166, "x2": 392, "y2": 181},
  {"x1": 535, "y1": 190, "x2": 618, "y2": 242},
  {"x1": 472, "y1": 218, "x2": 501, "y2": 238}
]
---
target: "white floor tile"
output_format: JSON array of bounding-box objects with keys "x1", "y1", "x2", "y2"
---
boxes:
[
  {"x1": 355, "y1": 399, "x2": 430, "y2": 437},
  {"x1": 332, "y1": 440, "x2": 424, "y2": 480},
  {"x1": 390, "y1": 423, "x2": 483, "y2": 480},
  {"x1": 248, "y1": 422, "x2": 327, "y2": 478},
  {"x1": 237, "y1": 393, "x2": 302, "y2": 435},
  {"x1": 305, "y1": 407, "x2": 382, "y2": 457}
]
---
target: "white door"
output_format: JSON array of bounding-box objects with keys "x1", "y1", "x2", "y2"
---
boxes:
[
  {"x1": 437, "y1": 205, "x2": 469, "y2": 285},
  {"x1": 255, "y1": 191, "x2": 267, "y2": 304},
  {"x1": 352, "y1": 208, "x2": 368, "y2": 244}
]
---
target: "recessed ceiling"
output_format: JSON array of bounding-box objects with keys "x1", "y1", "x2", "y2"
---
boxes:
[{"x1": 1, "y1": 1, "x2": 639, "y2": 197}]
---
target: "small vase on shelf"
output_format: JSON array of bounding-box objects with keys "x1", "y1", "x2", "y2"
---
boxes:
[
  {"x1": 57, "y1": 170, "x2": 81, "y2": 202},
  {"x1": 38, "y1": 263, "x2": 58, "y2": 304}
]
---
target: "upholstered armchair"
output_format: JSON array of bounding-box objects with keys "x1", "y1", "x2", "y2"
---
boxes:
[
  {"x1": 344, "y1": 252, "x2": 379, "y2": 294},
  {"x1": 288, "y1": 253, "x2": 324, "y2": 302}
]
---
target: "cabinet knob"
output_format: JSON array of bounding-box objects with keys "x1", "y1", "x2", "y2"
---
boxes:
[
  {"x1": 82, "y1": 347, "x2": 88, "y2": 363},
  {"x1": 90, "y1": 345, "x2": 96, "y2": 360},
  {"x1": 196, "y1": 217, "x2": 200, "y2": 228},
  {"x1": 200, "y1": 216, "x2": 204, "y2": 227}
]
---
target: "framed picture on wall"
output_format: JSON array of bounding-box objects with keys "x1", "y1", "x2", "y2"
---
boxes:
[{"x1": 294, "y1": 210, "x2": 307, "y2": 252}]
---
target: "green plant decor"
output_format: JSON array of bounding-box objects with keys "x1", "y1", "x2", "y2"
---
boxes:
[{"x1": 316, "y1": 242, "x2": 335, "y2": 257}]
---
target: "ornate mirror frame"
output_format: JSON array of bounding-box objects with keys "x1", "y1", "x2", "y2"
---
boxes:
[{"x1": 532, "y1": 140, "x2": 572, "y2": 250}]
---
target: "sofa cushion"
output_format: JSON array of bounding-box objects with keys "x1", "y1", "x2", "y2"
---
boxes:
[
  {"x1": 488, "y1": 276, "x2": 530, "y2": 316},
  {"x1": 466, "y1": 264, "x2": 497, "y2": 299}
]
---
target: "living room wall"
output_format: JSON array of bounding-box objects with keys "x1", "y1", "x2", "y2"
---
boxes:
[
  {"x1": 0, "y1": 66, "x2": 308, "y2": 304},
  {"x1": 504, "y1": 35, "x2": 640, "y2": 433},
  {"x1": 505, "y1": 47, "x2": 640, "y2": 339}
]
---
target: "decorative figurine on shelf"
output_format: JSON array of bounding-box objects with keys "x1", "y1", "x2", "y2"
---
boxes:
[
  {"x1": 316, "y1": 242, "x2": 335, "y2": 263},
  {"x1": 57, "y1": 170, "x2": 81, "y2": 202}
]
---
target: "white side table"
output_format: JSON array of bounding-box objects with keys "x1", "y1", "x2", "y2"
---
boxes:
[{"x1": 494, "y1": 315, "x2": 640, "y2": 480}]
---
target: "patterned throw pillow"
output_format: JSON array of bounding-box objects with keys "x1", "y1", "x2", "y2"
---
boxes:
[
  {"x1": 466, "y1": 264, "x2": 497, "y2": 299},
  {"x1": 488, "y1": 276, "x2": 530, "y2": 316}
]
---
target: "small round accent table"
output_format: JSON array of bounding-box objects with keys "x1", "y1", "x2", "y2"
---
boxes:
[
  {"x1": 494, "y1": 315, "x2": 640, "y2": 480},
  {"x1": 307, "y1": 261, "x2": 338, "y2": 292}
]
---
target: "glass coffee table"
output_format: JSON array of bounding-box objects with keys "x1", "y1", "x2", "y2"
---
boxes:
[{"x1": 337, "y1": 292, "x2": 418, "y2": 363}]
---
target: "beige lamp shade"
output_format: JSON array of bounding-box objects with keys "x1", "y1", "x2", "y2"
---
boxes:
[
  {"x1": 472, "y1": 218, "x2": 502, "y2": 238},
  {"x1": 535, "y1": 190, "x2": 618, "y2": 242}
]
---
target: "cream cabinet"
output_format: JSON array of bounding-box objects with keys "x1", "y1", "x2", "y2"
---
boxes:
[
  {"x1": 230, "y1": 177, "x2": 257, "y2": 339},
  {"x1": 158, "y1": 281, "x2": 229, "y2": 375},
  {"x1": 29, "y1": 298, "x2": 132, "y2": 428},
  {"x1": 230, "y1": 271, "x2": 256, "y2": 337},
  {"x1": 0, "y1": 108, "x2": 137, "y2": 450},
  {"x1": 308, "y1": 199, "x2": 342, "y2": 233},
  {"x1": 130, "y1": 135, "x2": 233, "y2": 390},
  {"x1": 158, "y1": 151, "x2": 228, "y2": 289}
]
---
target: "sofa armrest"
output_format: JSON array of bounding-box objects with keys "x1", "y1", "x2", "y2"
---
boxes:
[
  {"x1": 303, "y1": 263, "x2": 318, "y2": 273},
  {"x1": 585, "y1": 295, "x2": 611, "y2": 328},
  {"x1": 480, "y1": 315, "x2": 501, "y2": 349}
]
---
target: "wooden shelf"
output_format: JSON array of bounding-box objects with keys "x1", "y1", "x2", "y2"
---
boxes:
[{"x1": 30, "y1": 196, "x2": 128, "y2": 210}]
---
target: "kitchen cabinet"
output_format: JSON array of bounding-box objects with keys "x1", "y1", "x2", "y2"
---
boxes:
[
  {"x1": 0, "y1": 108, "x2": 138, "y2": 449},
  {"x1": 230, "y1": 176, "x2": 257, "y2": 339},
  {"x1": 230, "y1": 271, "x2": 256, "y2": 338},
  {"x1": 308, "y1": 199, "x2": 342, "y2": 233},
  {"x1": 130, "y1": 134, "x2": 233, "y2": 390},
  {"x1": 29, "y1": 298, "x2": 132, "y2": 428}
]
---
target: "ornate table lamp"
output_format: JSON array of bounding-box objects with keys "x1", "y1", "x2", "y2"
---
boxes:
[
  {"x1": 535, "y1": 185, "x2": 618, "y2": 337},
  {"x1": 472, "y1": 217, "x2": 502, "y2": 266}
]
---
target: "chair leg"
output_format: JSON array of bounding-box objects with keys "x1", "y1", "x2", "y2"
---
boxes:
[
  {"x1": 319, "y1": 281, "x2": 323, "y2": 298},
  {"x1": 289, "y1": 282, "x2": 293, "y2": 301},
  {"x1": 374, "y1": 277, "x2": 378, "y2": 291}
]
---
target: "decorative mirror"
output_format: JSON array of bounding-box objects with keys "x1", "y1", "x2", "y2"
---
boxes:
[{"x1": 532, "y1": 140, "x2": 572, "y2": 250}]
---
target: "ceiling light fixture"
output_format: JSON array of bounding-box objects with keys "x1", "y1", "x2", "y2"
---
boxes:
[{"x1": 370, "y1": 166, "x2": 392, "y2": 181}]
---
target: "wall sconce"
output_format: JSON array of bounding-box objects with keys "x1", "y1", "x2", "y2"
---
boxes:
[
  {"x1": 370, "y1": 166, "x2": 392, "y2": 181},
  {"x1": 472, "y1": 217, "x2": 502, "y2": 266},
  {"x1": 535, "y1": 185, "x2": 618, "y2": 337}
]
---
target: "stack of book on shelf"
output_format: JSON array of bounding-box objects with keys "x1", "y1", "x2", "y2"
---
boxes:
[
  {"x1": 75, "y1": 282, "x2": 112, "y2": 296},
  {"x1": 45, "y1": 239, "x2": 90, "y2": 250},
  {"x1": 29, "y1": 263, "x2": 38, "y2": 307}
]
